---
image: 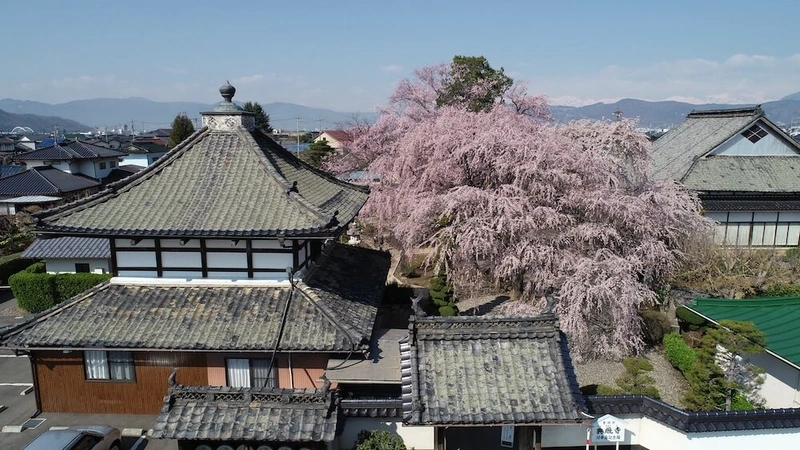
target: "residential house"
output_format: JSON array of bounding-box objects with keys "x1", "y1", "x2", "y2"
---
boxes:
[
  {"x1": 14, "y1": 140, "x2": 127, "y2": 180},
  {"x1": 651, "y1": 107, "x2": 800, "y2": 247},
  {"x1": 315, "y1": 130, "x2": 351, "y2": 151},
  {"x1": 0, "y1": 82, "x2": 391, "y2": 450},
  {"x1": 21, "y1": 236, "x2": 111, "y2": 274},
  {"x1": 119, "y1": 141, "x2": 168, "y2": 167},
  {"x1": 0, "y1": 136, "x2": 15, "y2": 153},
  {"x1": 685, "y1": 296, "x2": 800, "y2": 409},
  {"x1": 0, "y1": 166, "x2": 101, "y2": 214}
]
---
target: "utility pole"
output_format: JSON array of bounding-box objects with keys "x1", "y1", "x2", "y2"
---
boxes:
[
  {"x1": 295, "y1": 116, "x2": 300, "y2": 156},
  {"x1": 317, "y1": 117, "x2": 323, "y2": 132}
]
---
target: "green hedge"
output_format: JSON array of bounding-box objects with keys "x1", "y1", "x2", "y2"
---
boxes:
[
  {"x1": 663, "y1": 332, "x2": 697, "y2": 374},
  {"x1": 676, "y1": 306, "x2": 706, "y2": 331},
  {"x1": 0, "y1": 257, "x2": 38, "y2": 285},
  {"x1": 10, "y1": 270, "x2": 111, "y2": 313},
  {"x1": 762, "y1": 284, "x2": 800, "y2": 297}
]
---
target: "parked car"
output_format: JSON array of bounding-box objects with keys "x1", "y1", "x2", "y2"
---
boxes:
[{"x1": 22, "y1": 425, "x2": 121, "y2": 450}]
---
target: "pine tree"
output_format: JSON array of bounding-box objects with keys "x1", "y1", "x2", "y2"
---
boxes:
[
  {"x1": 168, "y1": 113, "x2": 195, "y2": 149},
  {"x1": 243, "y1": 101, "x2": 272, "y2": 132}
]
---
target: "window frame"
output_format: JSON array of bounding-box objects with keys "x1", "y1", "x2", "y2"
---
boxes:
[
  {"x1": 75, "y1": 263, "x2": 90, "y2": 273},
  {"x1": 741, "y1": 124, "x2": 768, "y2": 143},
  {"x1": 98, "y1": 161, "x2": 107, "y2": 170},
  {"x1": 84, "y1": 350, "x2": 136, "y2": 382},
  {"x1": 225, "y1": 357, "x2": 276, "y2": 388}
]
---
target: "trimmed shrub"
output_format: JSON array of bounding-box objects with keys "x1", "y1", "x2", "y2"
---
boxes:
[
  {"x1": 10, "y1": 271, "x2": 111, "y2": 313},
  {"x1": 596, "y1": 384, "x2": 623, "y2": 395},
  {"x1": 640, "y1": 309, "x2": 672, "y2": 345},
  {"x1": 615, "y1": 356, "x2": 661, "y2": 399},
  {"x1": 731, "y1": 392, "x2": 756, "y2": 411},
  {"x1": 351, "y1": 429, "x2": 406, "y2": 450},
  {"x1": 663, "y1": 332, "x2": 697, "y2": 374},
  {"x1": 25, "y1": 262, "x2": 46, "y2": 274},
  {"x1": 676, "y1": 306, "x2": 706, "y2": 331},
  {"x1": 53, "y1": 273, "x2": 112, "y2": 302},
  {"x1": 438, "y1": 305, "x2": 457, "y2": 316},
  {"x1": 10, "y1": 272, "x2": 57, "y2": 313},
  {"x1": 763, "y1": 283, "x2": 800, "y2": 297},
  {"x1": 0, "y1": 257, "x2": 37, "y2": 285}
]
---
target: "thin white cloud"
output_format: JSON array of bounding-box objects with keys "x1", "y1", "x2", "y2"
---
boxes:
[
  {"x1": 530, "y1": 54, "x2": 800, "y2": 106},
  {"x1": 380, "y1": 64, "x2": 403, "y2": 73},
  {"x1": 232, "y1": 74, "x2": 264, "y2": 84}
]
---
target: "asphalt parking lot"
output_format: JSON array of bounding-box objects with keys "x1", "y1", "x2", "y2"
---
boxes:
[{"x1": 0, "y1": 293, "x2": 176, "y2": 450}]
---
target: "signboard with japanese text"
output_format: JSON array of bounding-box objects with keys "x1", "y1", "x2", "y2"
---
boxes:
[
  {"x1": 500, "y1": 425, "x2": 514, "y2": 447},
  {"x1": 591, "y1": 414, "x2": 627, "y2": 443}
]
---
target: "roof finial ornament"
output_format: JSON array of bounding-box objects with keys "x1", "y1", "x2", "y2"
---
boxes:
[{"x1": 219, "y1": 80, "x2": 236, "y2": 103}]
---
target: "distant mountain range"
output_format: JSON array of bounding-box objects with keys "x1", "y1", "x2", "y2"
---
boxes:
[{"x1": 2, "y1": 92, "x2": 800, "y2": 134}]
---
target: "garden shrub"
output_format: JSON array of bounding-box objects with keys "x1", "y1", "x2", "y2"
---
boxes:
[
  {"x1": 676, "y1": 306, "x2": 706, "y2": 331},
  {"x1": 731, "y1": 392, "x2": 756, "y2": 411},
  {"x1": 351, "y1": 429, "x2": 406, "y2": 450},
  {"x1": 25, "y1": 262, "x2": 46, "y2": 274},
  {"x1": 10, "y1": 272, "x2": 57, "y2": 313},
  {"x1": 640, "y1": 309, "x2": 672, "y2": 345},
  {"x1": 596, "y1": 384, "x2": 622, "y2": 395},
  {"x1": 762, "y1": 283, "x2": 800, "y2": 298},
  {"x1": 663, "y1": 332, "x2": 697, "y2": 374},
  {"x1": 615, "y1": 356, "x2": 660, "y2": 399},
  {"x1": 10, "y1": 271, "x2": 111, "y2": 313},
  {"x1": 0, "y1": 257, "x2": 38, "y2": 285}
]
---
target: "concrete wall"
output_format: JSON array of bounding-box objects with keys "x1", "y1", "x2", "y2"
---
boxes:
[
  {"x1": 748, "y1": 352, "x2": 800, "y2": 408},
  {"x1": 338, "y1": 418, "x2": 434, "y2": 450}
]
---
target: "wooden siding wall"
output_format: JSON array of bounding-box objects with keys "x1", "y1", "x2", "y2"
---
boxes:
[
  {"x1": 278, "y1": 353, "x2": 328, "y2": 389},
  {"x1": 33, "y1": 351, "x2": 208, "y2": 414}
]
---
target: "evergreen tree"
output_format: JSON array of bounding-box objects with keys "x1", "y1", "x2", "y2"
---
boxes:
[
  {"x1": 436, "y1": 55, "x2": 514, "y2": 112},
  {"x1": 429, "y1": 265, "x2": 456, "y2": 316},
  {"x1": 615, "y1": 356, "x2": 660, "y2": 399},
  {"x1": 243, "y1": 101, "x2": 272, "y2": 132},
  {"x1": 168, "y1": 113, "x2": 195, "y2": 149},
  {"x1": 299, "y1": 138, "x2": 335, "y2": 168}
]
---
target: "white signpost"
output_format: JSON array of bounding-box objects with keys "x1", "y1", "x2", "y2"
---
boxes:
[
  {"x1": 500, "y1": 425, "x2": 514, "y2": 448},
  {"x1": 590, "y1": 414, "x2": 627, "y2": 450}
]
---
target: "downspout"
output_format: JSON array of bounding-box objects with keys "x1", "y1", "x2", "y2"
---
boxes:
[
  {"x1": 289, "y1": 353, "x2": 294, "y2": 388},
  {"x1": 26, "y1": 351, "x2": 42, "y2": 417},
  {"x1": 266, "y1": 267, "x2": 295, "y2": 386}
]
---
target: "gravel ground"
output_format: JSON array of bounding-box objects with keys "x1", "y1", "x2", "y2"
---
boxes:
[{"x1": 574, "y1": 348, "x2": 689, "y2": 407}]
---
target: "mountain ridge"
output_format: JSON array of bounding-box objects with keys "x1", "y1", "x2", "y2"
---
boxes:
[{"x1": 3, "y1": 92, "x2": 800, "y2": 134}]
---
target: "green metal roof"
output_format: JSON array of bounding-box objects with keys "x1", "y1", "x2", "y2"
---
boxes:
[{"x1": 686, "y1": 296, "x2": 800, "y2": 368}]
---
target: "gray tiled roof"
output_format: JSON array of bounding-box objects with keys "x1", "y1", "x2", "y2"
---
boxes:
[
  {"x1": 681, "y1": 156, "x2": 800, "y2": 192},
  {"x1": 150, "y1": 386, "x2": 337, "y2": 442},
  {"x1": 651, "y1": 108, "x2": 763, "y2": 181},
  {"x1": 401, "y1": 315, "x2": 584, "y2": 426},
  {"x1": 2, "y1": 243, "x2": 389, "y2": 352},
  {"x1": 0, "y1": 166, "x2": 100, "y2": 197},
  {"x1": 15, "y1": 140, "x2": 127, "y2": 161},
  {"x1": 21, "y1": 236, "x2": 110, "y2": 259},
  {"x1": 34, "y1": 128, "x2": 369, "y2": 237}
]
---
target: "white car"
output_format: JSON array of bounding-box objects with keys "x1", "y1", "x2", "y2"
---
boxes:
[{"x1": 22, "y1": 425, "x2": 122, "y2": 450}]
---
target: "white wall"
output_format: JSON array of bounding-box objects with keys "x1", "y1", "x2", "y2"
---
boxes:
[
  {"x1": 748, "y1": 352, "x2": 800, "y2": 408},
  {"x1": 45, "y1": 259, "x2": 109, "y2": 274},
  {"x1": 121, "y1": 154, "x2": 150, "y2": 168},
  {"x1": 338, "y1": 418, "x2": 434, "y2": 450},
  {"x1": 711, "y1": 127, "x2": 798, "y2": 156},
  {"x1": 684, "y1": 428, "x2": 800, "y2": 450}
]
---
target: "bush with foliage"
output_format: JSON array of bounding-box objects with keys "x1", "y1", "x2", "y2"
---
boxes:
[
  {"x1": 10, "y1": 266, "x2": 111, "y2": 313},
  {"x1": 676, "y1": 306, "x2": 706, "y2": 332},
  {"x1": 640, "y1": 309, "x2": 672, "y2": 345},
  {"x1": 0, "y1": 257, "x2": 38, "y2": 285},
  {"x1": 615, "y1": 356, "x2": 660, "y2": 399},
  {"x1": 663, "y1": 332, "x2": 697, "y2": 374},
  {"x1": 351, "y1": 429, "x2": 406, "y2": 450},
  {"x1": 429, "y1": 266, "x2": 457, "y2": 316},
  {"x1": 762, "y1": 283, "x2": 800, "y2": 297}
]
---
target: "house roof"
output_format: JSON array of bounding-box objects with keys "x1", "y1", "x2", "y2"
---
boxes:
[
  {"x1": 0, "y1": 195, "x2": 61, "y2": 204},
  {"x1": 320, "y1": 130, "x2": 351, "y2": 143},
  {"x1": 21, "y1": 236, "x2": 110, "y2": 260},
  {"x1": 651, "y1": 107, "x2": 800, "y2": 193},
  {"x1": 150, "y1": 385, "x2": 337, "y2": 442},
  {"x1": 0, "y1": 166, "x2": 100, "y2": 197},
  {"x1": 1, "y1": 243, "x2": 389, "y2": 352},
  {"x1": 401, "y1": 315, "x2": 584, "y2": 426},
  {"x1": 15, "y1": 140, "x2": 127, "y2": 161},
  {"x1": 122, "y1": 142, "x2": 168, "y2": 154},
  {"x1": 685, "y1": 296, "x2": 800, "y2": 369},
  {"x1": 0, "y1": 165, "x2": 24, "y2": 178},
  {"x1": 32, "y1": 88, "x2": 369, "y2": 238},
  {"x1": 101, "y1": 165, "x2": 142, "y2": 184}
]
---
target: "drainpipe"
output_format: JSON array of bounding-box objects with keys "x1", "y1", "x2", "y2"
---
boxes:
[{"x1": 289, "y1": 353, "x2": 294, "y2": 388}]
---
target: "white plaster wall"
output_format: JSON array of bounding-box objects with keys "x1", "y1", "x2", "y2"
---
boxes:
[
  {"x1": 684, "y1": 428, "x2": 800, "y2": 450},
  {"x1": 116, "y1": 251, "x2": 156, "y2": 267},
  {"x1": 115, "y1": 238, "x2": 155, "y2": 248},
  {"x1": 252, "y1": 239, "x2": 284, "y2": 250},
  {"x1": 121, "y1": 154, "x2": 149, "y2": 168},
  {"x1": 712, "y1": 129, "x2": 798, "y2": 156},
  {"x1": 747, "y1": 352, "x2": 800, "y2": 408},
  {"x1": 162, "y1": 252, "x2": 202, "y2": 268},
  {"x1": 206, "y1": 239, "x2": 246, "y2": 249},
  {"x1": 637, "y1": 416, "x2": 686, "y2": 450},
  {"x1": 161, "y1": 239, "x2": 201, "y2": 248},
  {"x1": 338, "y1": 418, "x2": 434, "y2": 450},
  {"x1": 252, "y1": 252, "x2": 293, "y2": 270},
  {"x1": 45, "y1": 259, "x2": 109, "y2": 274},
  {"x1": 206, "y1": 252, "x2": 247, "y2": 268}
]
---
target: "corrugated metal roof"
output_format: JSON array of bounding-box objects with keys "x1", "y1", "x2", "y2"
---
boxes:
[{"x1": 687, "y1": 296, "x2": 800, "y2": 368}]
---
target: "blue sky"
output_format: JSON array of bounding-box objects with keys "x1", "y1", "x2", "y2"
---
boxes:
[{"x1": 3, "y1": 0, "x2": 800, "y2": 111}]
